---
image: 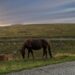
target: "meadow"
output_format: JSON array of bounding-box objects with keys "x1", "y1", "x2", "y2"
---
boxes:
[
  {"x1": 0, "y1": 24, "x2": 75, "y2": 74},
  {"x1": 0, "y1": 24, "x2": 75, "y2": 38},
  {"x1": 0, "y1": 24, "x2": 75, "y2": 55}
]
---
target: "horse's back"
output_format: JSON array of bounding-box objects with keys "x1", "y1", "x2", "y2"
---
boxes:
[
  {"x1": 25, "y1": 39, "x2": 48, "y2": 50},
  {"x1": 31, "y1": 39, "x2": 42, "y2": 50}
]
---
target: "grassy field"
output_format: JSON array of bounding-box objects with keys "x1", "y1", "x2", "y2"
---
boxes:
[
  {"x1": 0, "y1": 24, "x2": 75, "y2": 38},
  {"x1": 0, "y1": 24, "x2": 75, "y2": 54},
  {"x1": 0, "y1": 24, "x2": 75, "y2": 74},
  {"x1": 0, "y1": 39, "x2": 75, "y2": 56}
]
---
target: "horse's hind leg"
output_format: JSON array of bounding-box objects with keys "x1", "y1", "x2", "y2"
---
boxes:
[
  {"x1": 43, "y1": 47, "x2": 48, "y2": 59},
  {"x1": 42, "y1": 50, "x2": 45, "y2": 58},
  {"x1": 42, "y1": 49, "x2": 46, "y2": 59},
  {"x1": 45, "y1": 49, "x2": 47, "y2": 59}
]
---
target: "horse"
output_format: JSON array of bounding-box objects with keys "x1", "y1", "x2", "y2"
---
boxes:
[{"x1": 20, "y1": 39, "x2": 52, "y2": 59}]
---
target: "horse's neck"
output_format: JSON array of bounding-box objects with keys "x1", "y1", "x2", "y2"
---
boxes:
[{"x1": 25, "y1": 39, "x2": 32, "y2": 47}]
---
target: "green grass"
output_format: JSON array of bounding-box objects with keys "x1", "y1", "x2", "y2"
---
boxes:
[
  {"x1": 0, "y1": 55, "x2": 75, "y2": 74},
  {"x1": 0, "y1": 24, "x2": 75, "y2": 74}
]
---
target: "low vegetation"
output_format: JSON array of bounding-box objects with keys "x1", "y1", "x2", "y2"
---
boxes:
[
  {"x1": 0, "y1": 55, "x2": 75, "y2": 74},
  {"x1": 0, "y1": 24, "x2": 75, "y2": 74}
]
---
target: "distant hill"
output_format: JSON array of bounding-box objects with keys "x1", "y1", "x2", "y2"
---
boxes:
[{"x1": 0, "y1": 24, "x2": 75, "y2": 38}]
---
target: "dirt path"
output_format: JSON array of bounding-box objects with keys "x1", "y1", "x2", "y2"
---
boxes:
[{"x1": 6, "y1": 61, "x2": 75, "y2": 75}]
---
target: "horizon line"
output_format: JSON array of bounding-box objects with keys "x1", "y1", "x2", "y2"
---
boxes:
[{"x1": 0, "y1": 23, "x2": 75, "y2": 27}]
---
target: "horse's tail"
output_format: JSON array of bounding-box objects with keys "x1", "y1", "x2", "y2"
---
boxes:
[{"x1": 48, "y1": 44, "x2": 53, "y2": 58}]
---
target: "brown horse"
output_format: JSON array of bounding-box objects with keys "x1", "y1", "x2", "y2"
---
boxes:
[{"x1": 20, "y1": 39, "x2": 52, "y2": 59}]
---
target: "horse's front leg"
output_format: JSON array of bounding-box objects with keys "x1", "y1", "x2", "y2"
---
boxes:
[
  {"x1": 28, "y1": 49, "x2": 34, "y2": 59},
  {"x1": 28, "y1": 50, "x2": 30, "y2": 59},
  {"x1": 21, "y1": 49, "x2": 25, "y2": 59},
  {"x1": 31, "y1": 50, "x2": 34, "y2": 59}
]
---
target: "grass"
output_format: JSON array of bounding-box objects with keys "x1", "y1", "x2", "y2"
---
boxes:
[
  {"x1": 0, "y1": 24, "x2": 75, "y2": 74},
  {"x1": 0, "y1": 24, "x2": 75, "y2": 54},
  {"x1": 0, "y1": 24, "x2": 75, "y2": 38},
  {"x1": 0, "y1": 55, "x2": 75, "y2": 74}
]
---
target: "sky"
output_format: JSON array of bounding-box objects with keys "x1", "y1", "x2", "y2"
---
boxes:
[{"x1": 0, "y1": 0, "x2": 75, "y2": 26}]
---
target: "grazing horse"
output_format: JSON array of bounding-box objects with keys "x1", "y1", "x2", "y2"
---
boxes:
[{"x1": 20, "y1": 39, "x2": 52, "y2": 59}]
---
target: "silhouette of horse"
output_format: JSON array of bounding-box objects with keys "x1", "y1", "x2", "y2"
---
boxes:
[{"x1": 20, "y1": 39, "x2": 52, "y2": 59}]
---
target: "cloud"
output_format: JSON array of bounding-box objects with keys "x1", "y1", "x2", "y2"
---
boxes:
[{"x1": 0, "y1": 0, "x2": 75, "y2": 25}]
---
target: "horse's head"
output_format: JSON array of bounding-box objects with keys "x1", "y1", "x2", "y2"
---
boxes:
[{"x1": 20, "y1": 42, "x2": 26, "y2": 59}]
